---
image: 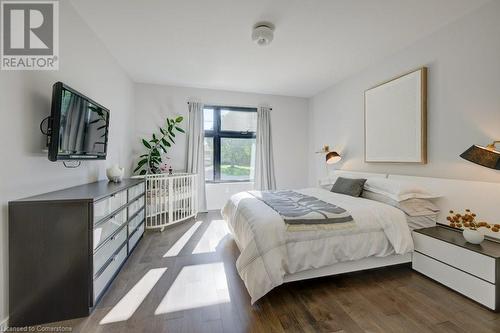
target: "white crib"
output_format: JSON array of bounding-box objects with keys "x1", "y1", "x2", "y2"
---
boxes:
[{"x1": 141, "y1": 173, "x2": 198, "y2": 231}]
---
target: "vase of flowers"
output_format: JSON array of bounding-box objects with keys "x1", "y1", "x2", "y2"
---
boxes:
[
  {"x1": 462, "y1": 228, "x2": 484, "y2": 244},
  {"x1": 447, "y1": 209, "x2": 500, "y2": 244}
]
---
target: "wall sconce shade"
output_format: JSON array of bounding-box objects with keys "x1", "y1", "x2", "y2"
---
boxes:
[
  {"x1": 326, "y1": 151, "x2": 342, "y2": 164},
  {"x1": 460, "y1": 143, "x2": 500, "y2": 170}
]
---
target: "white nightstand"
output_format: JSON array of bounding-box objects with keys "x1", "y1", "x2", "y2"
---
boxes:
[{"x1": 412, "y1": 226, "x2": 500, "y2": 311}]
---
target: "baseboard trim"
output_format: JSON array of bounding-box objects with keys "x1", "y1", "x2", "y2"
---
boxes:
[{"x1": 0, "y1": 316, "x2": 8, "y2": 332}]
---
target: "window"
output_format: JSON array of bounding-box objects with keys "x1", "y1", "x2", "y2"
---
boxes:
[{"x1": 204, "y1": 106, "x2": 257, "y2": 182}]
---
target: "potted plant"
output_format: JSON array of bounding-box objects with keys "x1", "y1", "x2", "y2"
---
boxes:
[
  {"x1": 134, "y1": 116, "x2": 185, "y2": 175},
  {"x1": 447, "y1": 209, "x2": 500, "y2": 244}
]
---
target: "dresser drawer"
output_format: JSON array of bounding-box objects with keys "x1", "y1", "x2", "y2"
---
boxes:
[
  {"x1": 93, "y1": 245, "x2": 127, "y2": 303},
  {"x1": 413, "y1": 231, "x2": 496, "y2": 283},
  {"x1": 93, "y1": 227, "x2": 127, "y2": 274},
  {"x1": 129, "y1": 222, "x2": 144, "y2": 252},
  {"x1": 128, "y1": 183, "x2": 145, "y2": 201},
  {"x1": 93, "y1": 209, "x2": 127, "y2": 251},
  {"x1": 94, "y1": 190, "x2": 127, "y2": 223},
  {"x1": 128, "y1": 196, "x2": 144, "y2": 217},
  {"x1": 129, "y1": 209, "x2": 145, "y2": 236},
  {"x1": 413, "y1": 252, "x2": 497, "y2": 310}
]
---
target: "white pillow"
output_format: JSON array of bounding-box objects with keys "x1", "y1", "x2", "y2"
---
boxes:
[{"x1": 364, "y1": 178, "x2": 440, "y2": 202}]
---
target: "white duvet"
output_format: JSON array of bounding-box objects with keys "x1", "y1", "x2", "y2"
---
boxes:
[{"x1": 221, "y1": 188, "x2": 414, "y2": 304}]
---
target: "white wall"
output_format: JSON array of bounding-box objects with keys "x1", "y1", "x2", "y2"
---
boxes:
[
  {"x1": 133, "y1": 83, "x2": 309, "y2": 209},
  {"x1": 0, "y1": 2, "x2": 135, "y2": 326},
  {"x1": 308, "y1": 1, "x2": 500, "y2": 185}
]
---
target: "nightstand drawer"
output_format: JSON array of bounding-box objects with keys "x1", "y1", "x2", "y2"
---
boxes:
[
  {"x1": 413, "y1": 231, "x2": 496, "y2": 283},
  {"x1": 413, "y1": 252, "x2": 496, "y2": 310}
]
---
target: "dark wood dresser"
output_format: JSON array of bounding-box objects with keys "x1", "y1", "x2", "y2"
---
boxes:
[{"x1": 8, "y1": 178, "x2": 145, "y2": 326}]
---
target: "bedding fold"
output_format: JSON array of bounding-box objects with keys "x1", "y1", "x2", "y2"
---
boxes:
[{"x1": 249, "y1": 190, "x2": 355, "y2": 231}]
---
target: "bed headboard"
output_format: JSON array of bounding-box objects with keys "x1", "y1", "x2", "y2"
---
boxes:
[
  {"x1": 322, "y1": 170, "x2": 500, "y2": 240},
  {"x1": 388, "y1": 174, "x2": 500, "y2": 234},
  {"x1": 319, "y1": 170, "x2": 386, "y2": 187}
]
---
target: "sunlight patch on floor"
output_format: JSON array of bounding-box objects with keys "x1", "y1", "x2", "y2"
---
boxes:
[
  {"x1": 192, "y1": 220, "x2": 229, "y2": 254},
  {"x1": 163, "y1": 221, "x2": 203, "y2": 257},
  {"x1": 100, "y1": 267, "x2": 167, "y2": 324},
  {"x1": 154, "y1": 262, "x2": 230, "y2": 314}
]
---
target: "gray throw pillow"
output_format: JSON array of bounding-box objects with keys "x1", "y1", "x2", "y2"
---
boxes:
[{"x1": 330, "y1": 177, "x2": 367, "y2": 197}]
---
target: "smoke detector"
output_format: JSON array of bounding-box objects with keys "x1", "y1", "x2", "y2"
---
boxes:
[{"x1": 252, "y1": 22, "x2": 275, "y2": 46}]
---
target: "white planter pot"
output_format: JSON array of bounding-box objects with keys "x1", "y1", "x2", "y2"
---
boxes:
[{"x1": 462, "y1": 229, "x2": 484, "y2": 244}]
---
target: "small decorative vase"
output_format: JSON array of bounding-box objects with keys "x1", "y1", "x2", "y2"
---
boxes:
[
  {"x1": 463, "y1": 229, "x2": 484, "y2": 244},
  {"x1": 106, "y1": 165, "x2": 124, "y2": 183}
]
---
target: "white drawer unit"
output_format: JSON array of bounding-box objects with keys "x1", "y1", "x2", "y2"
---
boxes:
[
  {"x1": 93, "y1": 245, "x2": 127, "y2": 303},
  {"x1": 93, "y1": 226, "x2": 127, "y2": 274},
  {"x1": 129, "y1": 209, "x2": 145, "y2": 235},
  {"x1": 128, "y1": 196, "x2": 145, "y2": 217},
  {"x1": 94, "y1": 189, "x2": 127, "y2": 222},
  {"x1": 412, "y1": 227, "x2": 500, "y2": 311},
  {"x1": 93, "y1": 208, "x2": 127, "y2": 250},
  {"x1": 129, "y1": 222, "x2": 145, "y2": 251},
  {"x1": 128, "y1": 183, "x2": 145, "y2": 201}
]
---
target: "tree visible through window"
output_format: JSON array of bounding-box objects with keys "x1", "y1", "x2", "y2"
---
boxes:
[{"x1": 204, "y1": 106, "x2": 257, "y2": 182}]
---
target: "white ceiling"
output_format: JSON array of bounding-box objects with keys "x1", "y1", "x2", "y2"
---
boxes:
[{"x1": 70, "y1": 0, "x2": 489, "y2": 97}]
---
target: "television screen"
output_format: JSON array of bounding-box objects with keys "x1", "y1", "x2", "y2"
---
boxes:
[{"x1": 48, "y1": 82, "x2": 110, "y2": 161}]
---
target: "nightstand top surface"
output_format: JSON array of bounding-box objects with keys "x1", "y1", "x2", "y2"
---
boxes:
[{"x1": 414, "y1": 226, "x2": 500, "y2": 259}]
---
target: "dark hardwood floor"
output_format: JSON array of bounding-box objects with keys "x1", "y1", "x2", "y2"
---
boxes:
[{"x1": 39, "y1": 211, "x2": 500, "y2": 333}]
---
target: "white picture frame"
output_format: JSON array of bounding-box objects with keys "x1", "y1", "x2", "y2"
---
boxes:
[{"x1": 364, "y1": 67, "x2": 427, "y2": 163}]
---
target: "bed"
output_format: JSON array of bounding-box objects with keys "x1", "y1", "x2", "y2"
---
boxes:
[{"x1": 222, "y1": 185, "x2": 414, "y2": 304}]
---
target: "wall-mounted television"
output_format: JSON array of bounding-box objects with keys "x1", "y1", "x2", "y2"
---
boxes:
[{"x1": 48, "y1": 82, "x2": 110, "y2": 161}]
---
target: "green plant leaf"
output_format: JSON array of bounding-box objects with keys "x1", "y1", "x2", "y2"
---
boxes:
[
  {"x1": 139, "y1": 169, "x2": 147, "y2": 175},
  {"x1": 168, "y1": 135, "x2": 175, "y2": 144},
  {"x1": 160, "y1": 128, "x2": 166, "y2": 135},
  {"x1": 175, "y1": 126, "x2": 185, "y2": 133},
  {"x1": 142, "y1": 139, "x2": 151, "y2": 149},
  {"x1": 175, "y1": 116, "x2": 184, "y2": 123}
]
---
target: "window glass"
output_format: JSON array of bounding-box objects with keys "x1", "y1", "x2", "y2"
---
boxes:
[
  {"x1": 220, "y1": 138, "x2": 256, "y2": 181},
  {"x1": 220, "y1": 110, "x2": 257, "y2": 132},
  {"x1": 204, "y1": 108, "x2": 214, "y2": 131},
  {"x1": 204, "y1": 137, "x2": 214, "y2": 181}
]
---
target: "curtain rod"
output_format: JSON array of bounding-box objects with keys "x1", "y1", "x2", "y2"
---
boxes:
[{"x1": 187, "y1": 101, "x2": 272, "y2": 110}]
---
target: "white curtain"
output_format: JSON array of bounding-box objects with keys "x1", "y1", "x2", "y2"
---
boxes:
[
  {"x1": 254, "y1": 106, "x2": 276, "y2": 190},
  {"x1": 186, "y1": 102, "x2": 207, "y2": 212}
]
